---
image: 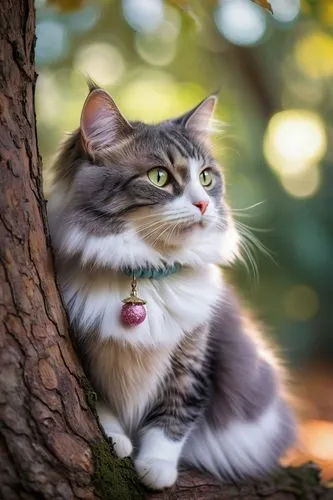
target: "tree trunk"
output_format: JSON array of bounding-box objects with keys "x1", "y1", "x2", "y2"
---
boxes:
[
  {"x1": 0, "y1": 1, "x2": 331, "y2": 499},
  {"x1": 0, "y1": 1, "x2": 143, "y2": 499}
]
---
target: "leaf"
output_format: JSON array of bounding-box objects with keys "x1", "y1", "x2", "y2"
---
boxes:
[{"x1": 251, "y1": 0, "x2": 273, "y2": 13}]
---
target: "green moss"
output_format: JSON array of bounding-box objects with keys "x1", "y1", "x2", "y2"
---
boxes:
[
  {"x1": 91, "y1": 439, "x2": 146, "y2": 500},
  {"x1": 80, "y1": 376, "x2": 146, "y2": 498},
  {"x1": 79, "y1": 375, "x2": 98, "y2": 416},
  {"x1": 284, "y1": 462, "x2": 324, "y2": 489}
]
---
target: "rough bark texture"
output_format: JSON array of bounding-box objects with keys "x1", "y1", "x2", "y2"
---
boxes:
[
  {"x1": 0, "y1": 1, "x2": 332, "y2": 499},
  {"x1": 151, "y1": 465, "x2": 333, "y2": 500},
  {"x1": 0, "y1": 1, "x2": 143, "y2": 499}
]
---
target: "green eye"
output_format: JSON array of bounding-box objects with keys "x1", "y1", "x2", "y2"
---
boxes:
[
  {"x1": 200, "y1": 169, "x2": 213, "y2": 188},
  {"x1": 148, "y1": 167, "x2": 169, "y2": 187}
]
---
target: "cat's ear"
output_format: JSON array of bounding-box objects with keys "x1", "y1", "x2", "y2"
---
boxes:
[
  {"x1": 80, "y1": 89, "x2": 133, "y2": 154},
  {"x1": 174, "y1": 95, "x2": 217, "y2": 143}
]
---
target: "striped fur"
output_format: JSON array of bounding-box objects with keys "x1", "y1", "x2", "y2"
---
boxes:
[{"x1": 48, "y1": 87, "x2": 297, "y2": 490}]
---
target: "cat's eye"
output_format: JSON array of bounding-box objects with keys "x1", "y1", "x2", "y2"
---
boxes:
[
  {"x1": 148, "y1": 167, "x2": 169, "y2": 187},
  {"x1": 199, "y1": 169, "x2": 213, "y2": 188}
]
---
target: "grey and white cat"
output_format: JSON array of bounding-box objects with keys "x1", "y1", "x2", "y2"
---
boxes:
[{"x1": 47, "y1": 83, "x2": 297, "y2": 490}]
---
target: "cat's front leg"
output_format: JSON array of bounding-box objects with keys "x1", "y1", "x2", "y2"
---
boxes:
[
  {"x1": 96, "y1": 402, "x2": 133, "y2": 458},
  {"x1": 135, "y1": 330, "x2": 209, "y2": 490},
  {"x1": 135, "y1": 427, "x2": 186, "y2": 490}
]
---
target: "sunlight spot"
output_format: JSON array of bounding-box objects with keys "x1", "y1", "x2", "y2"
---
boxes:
[
  {"x1": 280, "y1": 165, "x2": 321, "y2": 199},
  {"x1": 264, "y1": 110, "x2": 326, "y2": 176},
  {"x1": 270, "y1": 0, "x2": 300, "y2": 24},
  {"x1": 65, "y1": 5, "x2": 101, "y2": 33},
  {"x1": 215, "y1": 0, "x2": 266, "y2": 46},
  {"x1": 36, "y1": 20, "x2": 69, "y2": 65},
  {"x1": 74, "y1": 43, "x2": 125, "y2": 86},
  {"x1": 117, "y1": 71, "x2": 180, "y2": 120},
  {"x1": 301, "y1": 420, "x2": 333, "y2": 461},
  {"x1": 135, "y1": 34, "x2": 176, "y2": 66},
  {"x1": 123, "y1": 0, "x2": 164, "y2": 33},
  {"x1": 36, "y1": 72, "x2": 62, "y2": 125},
  {"x1": 294, "y1": 30, "x2": 333, "y2": 79}
]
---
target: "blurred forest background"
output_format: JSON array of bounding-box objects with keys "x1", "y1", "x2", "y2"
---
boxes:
[{"x1": 35, "y1": 0, "x2": 333, "y2": 481}]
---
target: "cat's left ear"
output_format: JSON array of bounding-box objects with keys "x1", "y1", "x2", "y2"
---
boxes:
[{"x1": 174, "y1": 95, "x2": 217, "y2": 143}]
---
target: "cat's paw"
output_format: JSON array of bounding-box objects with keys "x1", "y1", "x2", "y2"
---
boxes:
[
  {"x1": 135, "y1": 457, "x2": 178, "y2": 490},
  {"x1": 109, "y1": 433, "x2": 133, "y2": 458}
]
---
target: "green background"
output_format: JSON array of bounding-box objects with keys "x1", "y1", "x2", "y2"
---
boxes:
[{"x1": 36, "y1": 0, "x2": 333, "y2": 372}]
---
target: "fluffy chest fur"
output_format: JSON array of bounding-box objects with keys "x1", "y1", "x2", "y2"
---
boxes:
[
  {"x1": 59, "y1": 263, "x2": 222, "y2": 430},
  {"x1": 88, "y1": 340, "x2": 173, "y2": 432},
  {"x1": 60, "y1": 263, "x2": 222, "y2": 347}
]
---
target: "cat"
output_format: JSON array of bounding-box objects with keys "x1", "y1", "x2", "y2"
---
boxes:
[{"x1": 47, "y1": 82, "x2": 297, "y2": 490}]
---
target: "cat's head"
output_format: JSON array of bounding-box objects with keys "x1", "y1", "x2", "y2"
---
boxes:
[{"x1": 48, "y1": 85, "x2": 239, "y2": 270}]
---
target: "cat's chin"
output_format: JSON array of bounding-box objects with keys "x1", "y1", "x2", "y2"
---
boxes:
[
  {"x1": 179, "y1": 221, "x2": 202, "y2": 234},
  {"x1": 152, "y1": 221, "x2": 217, "y2": 255},
  {"x1": 158, "y1": 221, "x2": 205, "y2": 247}
]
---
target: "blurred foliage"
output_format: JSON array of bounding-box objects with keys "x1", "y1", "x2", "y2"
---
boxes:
[{"x1": 36, "y1": 0, "x2": 333, "y2": 371}]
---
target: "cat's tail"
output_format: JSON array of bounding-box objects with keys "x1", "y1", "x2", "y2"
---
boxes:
[{"x1": 182, "y1": 395, "x2": 296, "y2": 480}]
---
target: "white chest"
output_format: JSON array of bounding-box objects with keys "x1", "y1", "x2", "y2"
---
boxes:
[{"x1": 61, "y1": 264, "x2": 222, "y2": 347}]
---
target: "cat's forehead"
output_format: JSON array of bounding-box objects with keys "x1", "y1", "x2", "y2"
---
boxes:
[{"x1": 123, "y1": 122, "x2": 213, "y2": 169}]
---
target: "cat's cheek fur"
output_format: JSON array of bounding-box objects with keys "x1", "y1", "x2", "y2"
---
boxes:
[
  {"x1": 53, "y1": 221, "x2": 238, "y2": 270},
  {"x1": 135, "y1": 428, "x2": 185, "y2": 489},
  {"x1": 59, "y1": 226, "x2": 163, "y2": 269}
]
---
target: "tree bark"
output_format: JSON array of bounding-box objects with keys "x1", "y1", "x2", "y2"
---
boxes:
[
  {"x1": 0, "y1": 2, "x2": 143, "y2": 499},
  {"x1": 0, "y1": 1, "x2": 332, "y2": 499},
  {"x1": 150, "y1": 465, "x2": 332, "y2": 500}
]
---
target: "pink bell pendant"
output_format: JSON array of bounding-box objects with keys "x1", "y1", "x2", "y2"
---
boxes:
[{"x1": 121, "y1": 274, "x2": 147, "y2": 327}]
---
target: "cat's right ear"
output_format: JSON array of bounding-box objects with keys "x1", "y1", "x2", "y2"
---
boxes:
[{"x1": 80, "y1": 89, "x2": 133, "y2": 155}]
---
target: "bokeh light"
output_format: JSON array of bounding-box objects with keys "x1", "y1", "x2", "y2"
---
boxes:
[
  {"x1": 215, "y1": 0, "x2": 266, "y2": 46},
  {"x1": 135, "y1": 34, "x2": 176, "y2": 67},
  {"x1": 264, "y1": 110, "x2": 327, "y2": 176},
  {"x1": 122, "y1": 0, "x2": 164, "y2": 33},
  {"x1": 134, "y1": 6, "x2": 180, "y2": 67},
  {"x1": 74, "y1": 43, "x2": 125, "y2": 86},
  {"x1": 36, "y1": 20, "x2": 69, "y2": 64},
  {"x1": 117, "y1": 71, "x2": 179, "y2": 120},
  {"x1": 284, "y1": 285, "x2": 319, "y2": 321},
  {"x1": 36, "y1": 72, "x2": 63, "y2": 126},
  {"x1": 280, "y1": 164, "x2": 321, "y2": 198},
  {"x1": 294, "y1": 30, "x2": 333, "y2": 79},
  {"x1": 64, "y1": 5, "x2": 100, "y2": 34},
  {"x1": 271, "y1": 0, "x2": 300, "y2": 24},
  {"x1": 318, "y1": 0, "x2": 333, "y2": 28}
]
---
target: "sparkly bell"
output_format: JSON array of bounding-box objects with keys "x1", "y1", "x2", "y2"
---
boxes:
[{"x1": 121, "y1": 275, "x2": 146, "y2": 327}]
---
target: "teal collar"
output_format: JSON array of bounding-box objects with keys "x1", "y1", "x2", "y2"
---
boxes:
[{"x1": 123, "y1": 262, "x2": 183, "y2": 280}]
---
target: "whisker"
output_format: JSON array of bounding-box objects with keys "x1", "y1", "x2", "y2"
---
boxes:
[
  {"x1": 230, "y1": 201, "x2": 266, "y2": 214},
  {"x1": 131, "y1": 210, "x2": 190, "y2": 222},
  {"x1": 235, "y1": 219, "x2": 273, "y2": 234},
  {"x1": 235, "y1": 221, "x2": 276, "y2": 265},
  {"x1": 238, "y1": 239, "x2": 259, "y2": 286}
]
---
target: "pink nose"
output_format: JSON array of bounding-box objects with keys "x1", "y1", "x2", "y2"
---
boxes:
[{"x1": 193, "y1": 201, "x2": 209, "y2": 215}]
